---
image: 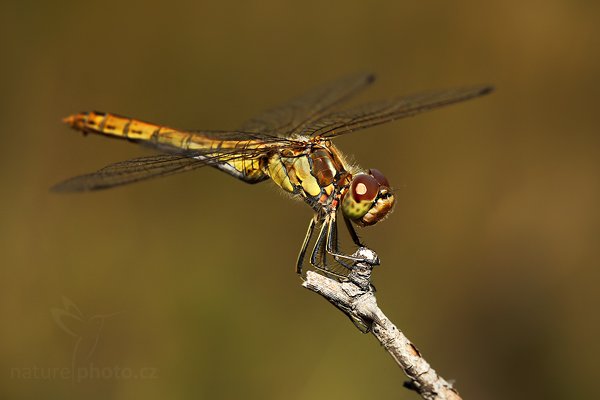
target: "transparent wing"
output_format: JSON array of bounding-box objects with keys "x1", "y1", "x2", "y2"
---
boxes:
[
  {"x1": 50, "y1": 143, "x2": 289, "y2": 192},
  {"x1": 139, "y1": 129, "x2": 287, "y2": 156},
  {"x1": 52, "y1": 154, "x2": 213, "y2": 192},
  {"x1": 174, "y1": 130, "x2": 284, "y2": 141},
  {"x1": 304, "y1": 85, "x2": 494, "y2": 138},
  {"x1": 240, "y1": 72, "x2": 375, "y2": 136}
]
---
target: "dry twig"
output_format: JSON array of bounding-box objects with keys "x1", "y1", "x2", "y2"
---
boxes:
[{"x1": 302, "y1": 248, "x2": 461, "y2": 400}]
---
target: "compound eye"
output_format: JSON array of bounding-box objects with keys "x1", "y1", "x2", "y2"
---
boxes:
[
  {"x1": 368, "y1": 168, "x2": 390, "y2": 188},
  {"x1": 351, "y1": 174, "x2": 379, "y2": 202}
]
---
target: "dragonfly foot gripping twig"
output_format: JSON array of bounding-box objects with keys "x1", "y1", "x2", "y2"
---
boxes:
[{"x1": 302, "y1": 248, "x2": 462, "y2": 400}]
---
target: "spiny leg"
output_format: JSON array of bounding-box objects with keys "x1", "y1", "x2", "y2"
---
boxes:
[
  {"x1": 325, "y1": 213, "x2": 367, "y2": 265},
  {"x1": 326, "y1": 214, "x2": 353, "y2": 270},
  {"x1": 304, "y1": 213, "x2": 376, "y2": 278},
  {"x1": 310, "y1": 219, "x2": 328, "y2": 268},
  {"x1": 344, "y1": 215, "x2": 364, "y2": 247},
  {"x1": 296, "y1": 216, "x2": 317, "y2": 275},
  {"x1": 309, "y1": 218, "x2": 347, "y2": 279}
]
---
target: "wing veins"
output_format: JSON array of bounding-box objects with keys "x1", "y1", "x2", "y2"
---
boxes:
[
  {"x1": 307, "y1": 85, "x2": 494, "y2": 138},
  {"x1": 239, "y1": 72, "x2": 375, "y2": 136}
]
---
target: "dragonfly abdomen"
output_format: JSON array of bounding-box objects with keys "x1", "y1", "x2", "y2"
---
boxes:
[
  {"x1": 63, "y1": 112, "x2": 173, "y2": 142},
  {"x1": 63, "y1": 111, "x2": 270, "y2": 183},
  {"x1": 64, "y1": 111, "x2": 231, "y2": 150}
]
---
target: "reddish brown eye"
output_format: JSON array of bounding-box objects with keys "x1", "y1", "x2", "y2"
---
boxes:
[
  {"x1": 368, "y1": 168, "x2": 390, "y2": 188},
  {"x1": 351, "y1": 174, "x2": 379, "y2": 202}
]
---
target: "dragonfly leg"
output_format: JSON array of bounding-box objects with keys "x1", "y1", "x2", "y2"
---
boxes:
[
  {"x1": 296, "y1": 216, "x2": 317, "y2": 275},
  {"x1": 326, "y1": 215, "x2": 353, "y2": 270},
  {"x1": 344, "y1": 215, "x2": 364, "y2": 247},
  {"x1": 308, "y1": 219, "x2": 347, "y2": 279},
  {"x1": 309, "y1": 220, "x2": 328, "y2": 268},
  {"x1": 304, "y1": 213, "x2": 375, "y2": 278},
  {"x1": 325, "y1": 213, "x2": 366, "y2": 267}
]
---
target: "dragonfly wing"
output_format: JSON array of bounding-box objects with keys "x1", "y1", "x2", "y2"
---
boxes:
[
  {"x1": 305, "y1": 85, "x2": 494, "y2": 138},
  {"x1": 134, "y1": 129, "x2": 286, "y2": 156},
  {"x1": 51, "y1": 154, "x2": 209, "y2": 192},
  {"x1": 50, "y1": 146, "x2": 272, "y2": 192},
  {"x1": 240, "y1": 72, "x2": 375, "y2": 136}
]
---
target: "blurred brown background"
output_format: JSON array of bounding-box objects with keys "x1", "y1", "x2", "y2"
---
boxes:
[{"x1": 1, "y1": 1, "x2": 598, "y2": 399}]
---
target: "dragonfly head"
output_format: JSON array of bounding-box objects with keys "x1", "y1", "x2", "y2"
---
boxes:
[{"x1": 341, "y1": 169, "x2": 395, "y2": 227}]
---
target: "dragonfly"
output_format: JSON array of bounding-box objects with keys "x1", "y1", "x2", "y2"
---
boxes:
[{"x1": 54, "y1": 73, "x2": 493, "y2": 277}]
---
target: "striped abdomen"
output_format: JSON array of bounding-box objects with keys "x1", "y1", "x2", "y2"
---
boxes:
[{"x1": 63, "y1": 111, "x2": 268, "y2": 182}]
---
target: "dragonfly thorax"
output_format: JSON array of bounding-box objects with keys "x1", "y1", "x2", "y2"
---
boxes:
[{"x1": 266, "y1": 141, "x2": 351, "y2": 211}]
